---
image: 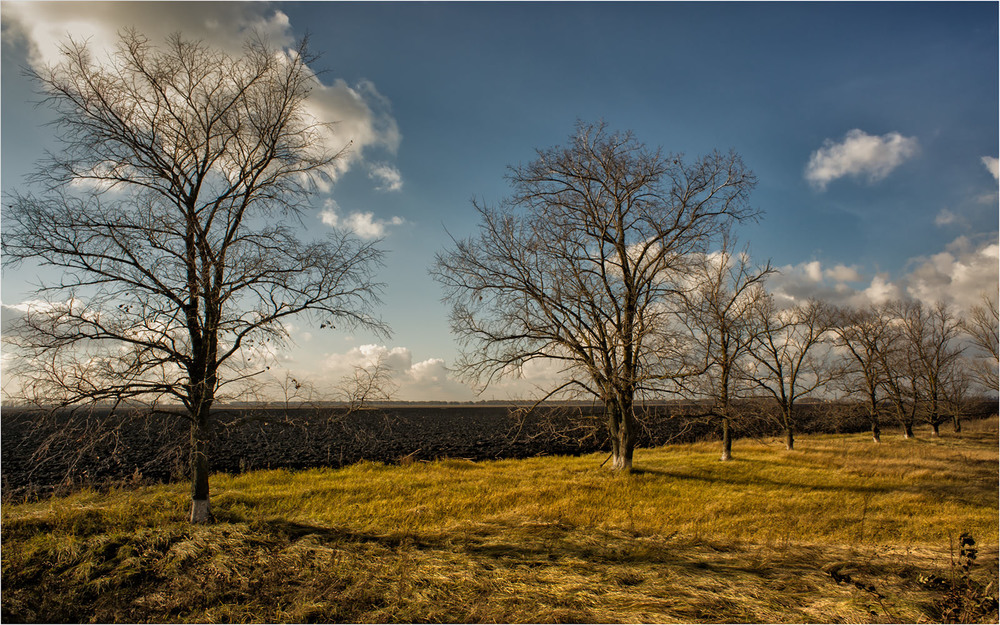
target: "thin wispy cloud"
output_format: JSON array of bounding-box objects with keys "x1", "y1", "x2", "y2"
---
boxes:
[
  {"x1": 805, "y1": 129, "x2": 919, "y2": 190},
  {"x1": 934, "y1": 208, "x2": 959, "y2": 227},
  {"x1": 368, "y1": 163, "x2": 404, "y2": 192}
]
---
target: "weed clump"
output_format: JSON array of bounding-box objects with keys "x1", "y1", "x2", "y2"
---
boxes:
[{"x1": 924, "y1": 533, "x2": 999, "y2": 623}]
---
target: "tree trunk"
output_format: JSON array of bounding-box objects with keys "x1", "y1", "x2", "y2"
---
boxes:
[
  {"x1": 607, "y1": 399, "x2": 635, "y2": 471},
  {"x1": 720, "y1": 416, "x2": 733, "y2": 461},
  {"x1": 902, "y1": 422, "x2": 913, "y2": 439},
  {"x1": 785, "y1": 425, "x2": 794, "y2": 451},
  {"x1": 190, "y1": 406, "x2": 212, "y2": 524},
  {"x1": 868, "y1": 398, "x2": 882, "y2": 443},
  {"x1": 953, "y1": 415, "x2": 962, "y2": 433},
  {"x1": 931, "y1": 421, "x2": 940, "y2": 437}
]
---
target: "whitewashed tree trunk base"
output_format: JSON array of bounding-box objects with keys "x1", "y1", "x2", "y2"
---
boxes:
[{"x1": 190, "y1": 499, "x2": 211, "y2": 524}]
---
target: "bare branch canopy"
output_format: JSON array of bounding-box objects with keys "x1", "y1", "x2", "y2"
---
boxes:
[
  {"x1": 433, "y1": 120, "x2": 759, "y2": 470},
  {"x1": 2, "y1": 31, "x2": 388, "y2": 522}
]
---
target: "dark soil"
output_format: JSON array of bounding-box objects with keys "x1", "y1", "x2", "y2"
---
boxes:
[{"x1": 3, "y1": 400, "x2": 990, "y2": 500}]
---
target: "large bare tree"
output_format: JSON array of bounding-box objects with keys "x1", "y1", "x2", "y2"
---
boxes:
[
  {"x1": 677, "y1": 238, "x2": 773, "y2": 460},
  {"x1": 433, "y1": 121, "x2": 759, "y2": 470},
  {"x1": 2, "y1": 32, "x2": 387, "y2": 522}
]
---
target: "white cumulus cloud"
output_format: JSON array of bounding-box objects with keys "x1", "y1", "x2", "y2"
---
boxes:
[
  {"x1": 982, "y1": 156, "x2": 999, "y2": 181},
  {"x1": 320, "y1": 345, "x2": 476, "y2": 401},
  {"x1": 319, "y1": 199, "x2": 404, "y2": 239},
  {"x1": 368, "y1": 162, "x2": 404, "y2": 192},
  {"x1": 769, "y1": 260, "x2": 868, "y2": 308},
  {"x1": 861, "y1": 275, "x2": 903, "y2": 305},
  {"x1": 1, "y1": 1, "x2": 400, "y2": 187},
  {"x1": 905, "y1": 236, "x2": 999, "y2": 312},
  {"x1": 824, "y1": 264, "x2": 863, "y2": 283},
  {"x1": 805, "y1": 129, "x2": 919, "y2": 190}
]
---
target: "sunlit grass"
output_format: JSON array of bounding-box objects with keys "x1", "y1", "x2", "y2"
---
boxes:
[{"x1": 3, "y1": 419, "x2": 998, "y2": 623}]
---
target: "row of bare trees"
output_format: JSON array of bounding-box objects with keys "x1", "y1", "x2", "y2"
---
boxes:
[
  {"x1": 435, "y1": 122, "x2": 999, "y2": 467},
  {"x1": 685, "y1": 288, "x2": 996, "y2": 463}
]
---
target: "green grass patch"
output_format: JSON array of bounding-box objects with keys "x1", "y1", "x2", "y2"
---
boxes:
[{"x1": 3, "y1": 421, "x2": 998, "y2": 622}]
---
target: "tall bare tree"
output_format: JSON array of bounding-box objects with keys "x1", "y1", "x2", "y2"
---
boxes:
[
  {"x1": 2, "y1": 32, "x2": 387, "y2": 522},
  {"x1": 940, "y1": 360, "x2": 974, "y2": 433},
  {"x1": 749, "y1": 297, "x2": 835, "y2": 450},
  {"x1": 961, "y1": 292, "x2": 999, "y2": 393},
  {"x1": 878, "y1": 305, "x2": 920, "y2": 439},
  {"x1": 895, "y1": 300, "x2": 964, "y2": 436},
  {"x1": 677, "y1": 238, "x2": 773, "y2": 460},
  {"x1": 830, "y1": 303, "x2": 896, "y2": 441},
  {"x1": 433, "y1": 121, "x2": 759, "y2": 470}
]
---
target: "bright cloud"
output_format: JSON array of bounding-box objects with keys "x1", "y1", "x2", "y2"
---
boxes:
[
  {"x1": 320, "y1": 345, "x2": 476, "y2": 401},
  {"x1": 769, "y1": 260, "x2": 865, "y2": 308},
  {"x1": 368, "y1": 163, "x2": 404, "y2": 192},
  {"x1": 1, "y1": 1, "x2": 400, "y2": 186},
  {"x1": 805, "y1": 129, "x2": 919, "y2": 190},
  {"x1": 319, "y1": 199, "x2": 404, "y2": 239},
  {"x1": 905, "y1": 236, "x2": 1000, "y2": 312},
  {"x1": 824, "y1": 264, "x2": 863, "y2": 283},
  {"x1": 313, "y1": 344, "x2": 581, "y2": 402},
  {"x1": 1, "y1": 2, "x2": 295, "y2": 67},
  {"x1": 982, "y1": 156, "x2": 1000, "y2": 181},
  {"x1": 861, "y1": 275, "x2": 903, "y2": 305},
  {"x1": 765, "y1": 236, "x2": 998, "y2": 314}
]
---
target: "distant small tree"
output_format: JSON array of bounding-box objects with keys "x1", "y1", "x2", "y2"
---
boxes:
[
  {"x1": 677, "y1": 237, "x2": 773, "y2": 460},
  {"x1": 749, "y1": 297, "x2": 836, "y2": 450},
  {"x1": 961, "y1": 292, "x2": 999, "y2": 393},
  {"x1": 2, "y1": 32, "x2": 387, "y2": 522},
  {"x1": 894, "y1": 301, "x2": 964, "y2": 437},
  {"x1": 434, "y1": 121, "x2": 759, "y2": 471},
  {"x1": 830, "y1": 303, "x2": 896, "y2": 442},
  {"x1": 940, "y1": 360, "x2": 973, "y2": 433}
]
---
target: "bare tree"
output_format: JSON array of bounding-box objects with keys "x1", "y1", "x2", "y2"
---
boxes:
[
  {"x1": 961, "y1": 292, "x2": 999, "y2": 393},
  {"x1": 749, "y1": 297, "x2": 836, "y2": 450},
  {"x1": 878, "y1": 306, "x2": 920, "y2": 439},
  {"x1": 829, "y1": 303, "x2": 896, "y2": 442},
  {"x1": 2, "y1": 32, "x2": 387, "y2": 522},
  {"x1": 433, "y1": 121, "x2": 759, "y2": 470},
  {"x1": 677, "y1": 238, "x2": 773, "y2": 460},
  {"x1": 940, "y1": 360, "x2": 974, "y2": 433},
  {"x1": 896, "y1": 300, "x2": 964, "y2": 436}
]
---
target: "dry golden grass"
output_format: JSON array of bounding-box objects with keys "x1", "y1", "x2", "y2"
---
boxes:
[{"x1": 3, "y1": 420, "x2": 998, "y2": 623}]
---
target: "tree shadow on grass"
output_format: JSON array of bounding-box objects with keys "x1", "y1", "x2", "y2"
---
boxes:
[{"x1": 627, "y1": 465, "x2": 892, "y2": 495}]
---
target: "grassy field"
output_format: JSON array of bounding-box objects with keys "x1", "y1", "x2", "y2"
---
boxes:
[{"x1": 3, "y1": 419, "x2": 998, "y2": 623}]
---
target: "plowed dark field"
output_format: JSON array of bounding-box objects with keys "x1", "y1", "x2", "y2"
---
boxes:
[{"x1": 4, "y1": 400, "x2": 987, "y2": 500}]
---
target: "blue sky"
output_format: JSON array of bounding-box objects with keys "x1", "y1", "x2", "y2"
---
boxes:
[{"x1": 2, "y1": 2, "x2": 998, "y2": 401}]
